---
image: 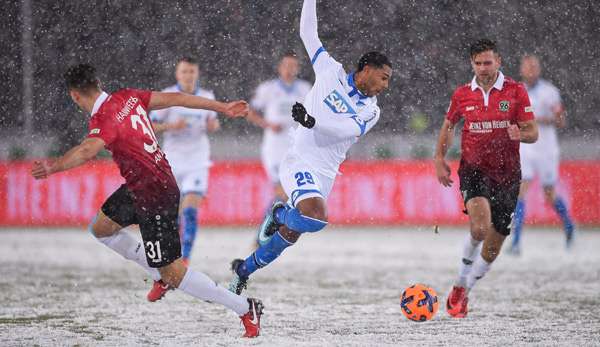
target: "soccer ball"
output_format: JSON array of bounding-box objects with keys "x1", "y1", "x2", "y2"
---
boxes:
[{"x1": 400, "y1": 284, "x2": 439, "y2": 322}]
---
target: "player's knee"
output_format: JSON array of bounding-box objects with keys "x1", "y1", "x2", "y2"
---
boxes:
[
  {"x1": 90, "y1": 220, "x2": 111, "y2": 238},
  {"x1": 469, "y1": 222, "x2": 489, "y2": 240},
  {"x1": 481, "y1": 244, "x2": 501, "y2": 262},
  {"x1": 297, "y1": 201, "x2": 328, "y2": 224},
  {"x1": 286, "y1": 208, "x2": 328, "y2": 233}
]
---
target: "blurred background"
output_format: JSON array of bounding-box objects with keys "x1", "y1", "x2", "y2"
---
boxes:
[{"x1": 1, "y1": 0, "x2": 600, "y2": 160}]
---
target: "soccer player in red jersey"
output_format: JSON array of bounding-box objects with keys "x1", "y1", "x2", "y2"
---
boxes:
[
  {"x1": 31, "y1": 64, "x2": 263, "y2": 337},
  {"x1": 434, "y1": 39, "x2": 538, "y2": 318}
]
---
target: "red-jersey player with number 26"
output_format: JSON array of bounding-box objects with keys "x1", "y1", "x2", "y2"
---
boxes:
[{"x1": 30, "y1": 64, "x2": 264, "y2": 338}]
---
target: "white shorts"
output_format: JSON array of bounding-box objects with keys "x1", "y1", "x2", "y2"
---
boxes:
[
  {"x1": 173, "y1": 166, "x2": 209, "y2": 196},
  {"x1": 261, "y1": 132, "x2": 293, "y2": 184},
  {"x1": 261, "y1": 150, "x2": 286, "y2": 185},
  {"x1": 279, "y1": 153, "x2": 335, "y2": 207},
  {"x1": 520, "y1": 149, "x2": 559, "y2": 186}
]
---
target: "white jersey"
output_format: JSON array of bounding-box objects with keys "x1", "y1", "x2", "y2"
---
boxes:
[
  {"x1": 150, "y1": 85, "x2": 217, "y2": 171},
  {"x1": 521, "y1": 79, "x2": 562, "y2": 156},
  {"x1": 291, "y1": 0, "x2": 380, "y2": 179},
  {"x1": 252, "y1": 78, "x2": 312, "y2": 136},
  {"x1": 252, "y1": 79, "x2": 311, "y2": 182}
]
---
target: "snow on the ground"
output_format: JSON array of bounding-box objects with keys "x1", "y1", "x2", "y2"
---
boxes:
[{"x1": 1, "y1": 226, "x2": 599, "y2": 346}]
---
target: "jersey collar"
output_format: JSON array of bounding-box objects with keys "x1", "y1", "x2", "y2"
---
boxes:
[
  {"x1": 91, "y1": 91, "x2": 109, "y2": 116},
  {"x1": 347, "y1": 72, "x2": 369, "y2": 100},
  {"x1": 176, "y1": 83, "x2": 200, "y2": 95},
  {"x1": 277, "y1": 79, "x2": 296, "y2": 94},
  {"x1": 470, "y1": 71, "x2": 505, "y2": 92}
]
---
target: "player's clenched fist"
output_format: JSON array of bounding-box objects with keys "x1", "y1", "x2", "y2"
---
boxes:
[
  {"x1": 223, "y1": 100, "x2": 249, "y2": 118},
  {"x1": 31, "y1": 160, "x2": 54, "y2": 180},
  {"x1": 507, "y1": 124, "x2": 520, "y2": 141},
  {"x1": 291, "y1": 102, "x2": 315, "y2": 129}
]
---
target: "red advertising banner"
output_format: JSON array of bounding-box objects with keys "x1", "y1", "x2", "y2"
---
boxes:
[{"x1": 1, "y1": 160, "x2": 599, "y2": 227}]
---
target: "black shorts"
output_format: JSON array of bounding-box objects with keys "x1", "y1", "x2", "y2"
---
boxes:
[
  {"x1": 101, "y1": 184, "x2": 181, "y2": 268},
  {"x1": 459, "y1": 169, "x2": 519, "y2": 236}
]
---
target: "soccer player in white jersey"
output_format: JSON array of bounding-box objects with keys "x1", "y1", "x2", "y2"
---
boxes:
[
  {"x1": 509, "y1": 55, "x2": 575, "y2": 255},
  {"x1": 228, "y1": 0, "x2": 392, "y2": 294},
  {"x1": 246, "y1": 52, "x2": 311, "y2": 203},
  {"x1": 147, "y1": 57, "x2": 220, "y2": 300}
]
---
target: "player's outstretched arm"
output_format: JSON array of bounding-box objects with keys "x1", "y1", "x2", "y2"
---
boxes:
[
  {"x1": 300, "y1": 0, "x2": 324, "y2": 58},
  {"x1": 152, "y1": 119, "x2": 187, "y2": 134},
  {"x1": 31, "y1": 138, "x2": 105, "y2": 179},
  {"x1": 434, "y1": 119, "x2": 455, "y2": 187},
  {"x1": 148, "y1": 92, "x2": 248, "y2": 118}
]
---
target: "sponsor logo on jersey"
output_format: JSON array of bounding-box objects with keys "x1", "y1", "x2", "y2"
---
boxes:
[
  {"x1": 524, "y1": 106, "x2": 533, "y2": 113},
  {"x1": 323, "y1": 90, "x2": 356, "y2": 114},
  {"x1": 466, "y1": 106, "x2": 475, "y2": 111},
  {"x1": 499, "y1": 100, "x2": 510, "y2": 112},
  {"x1": 90, "y1": 128, "x2": 100, "y2": 135},
  {"x1": 468, "y1": 120, "x2": 510, "y2": 133}
]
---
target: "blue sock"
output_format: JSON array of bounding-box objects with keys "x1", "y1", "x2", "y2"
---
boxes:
[
  {"x1": 237, "y1": 231, "x2": 294, "y2": 278},
  {"x1": 512, "y1": 199, "x2": 526, "y2": 247},
  {"x1": 274, "y1": 204, "x2": 288, "y2": 225},
  {"x1": 274, "y1": 205, "x2": 327, "y2": 233},
  {"x1": 553, "y1": 197, "x2": 574, "y2": 234},
  {"x1": 181, "y1": 207, "x2": 198, "y2": 259}
]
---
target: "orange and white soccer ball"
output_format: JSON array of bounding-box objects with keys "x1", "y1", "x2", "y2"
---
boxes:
[{"x1": 400, "y1": 284, "x2": 439, "y2": 322}]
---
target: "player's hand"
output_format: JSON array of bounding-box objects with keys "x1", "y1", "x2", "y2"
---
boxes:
[
  {"x1": 507, "y1": 124, "x2": 520, "y2": 141},
  {"x1": 292, "y1": 102, "x2": 315, "y2": 129},
  {"x1": 169, "y1": 119, "x2": 187, "y2": 131},
  {"x1": 434, "y1": 158, "x2": 453, "y2": 187},
  {"x1": 223, "y1": 101, "x2": 249, "y2": 118},
  {"x1": 31, "y1": 160, "x2": 54, "y2": 180}
]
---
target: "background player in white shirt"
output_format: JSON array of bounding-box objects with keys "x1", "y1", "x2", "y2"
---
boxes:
[
  {"x1": 509, "y1": 55, "x2": 575, "y2": 255},
  {"x1": 229, "y1": 0, "x2": 392, "y2": 294},
  {"x1": 151, "y1": 57, "x2": 220, "y2": 270},
  {"x1": 246, "y1": 52, "x2": 312, "y2": 203}
]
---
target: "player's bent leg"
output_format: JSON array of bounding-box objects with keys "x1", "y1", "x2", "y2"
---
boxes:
[
  {"x1": 231, "y1": 197, "x2": 327, "y2": 294},
  {"x1": 466, "y1": 198, "x2": 512, "y2": 292},
  {"x1": 90, "y1": 210, "x2": 162, "y2": 283},
  {"x1": 509, "y1": 180, "x2": 530, "y2": 255},
  {"x1": 448, "y1": 196, "x2": 492, "y2": 318},
  {"x1": 180, "y1": 192, "x2": 203, "y2": 266},
  {"x1": 544, "y1": 186, "x2": 575, "y2": 248},
  {"x1": 466, "y1": 197, "x2": 492, "y2": 242}
]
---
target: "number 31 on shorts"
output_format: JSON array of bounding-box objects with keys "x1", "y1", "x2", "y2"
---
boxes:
[{"x1": 146, "y1": 241, "x2": 162, "y2": 263}]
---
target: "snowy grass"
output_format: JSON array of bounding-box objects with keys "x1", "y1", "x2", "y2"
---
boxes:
[{"x1": 1, "y1": 226, "x2": 599, "y2": 346}]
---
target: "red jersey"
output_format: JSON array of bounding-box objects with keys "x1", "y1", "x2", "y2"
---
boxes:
[
  {"x1": 87, "y1": 89, "x2": 178, "y2": 201},
  {"x1": 446, "y1": 72, "x2": 534, "y2": 184}
]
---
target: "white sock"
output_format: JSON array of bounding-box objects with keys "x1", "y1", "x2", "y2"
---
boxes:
[
  {"x1": 466, "y1": 253, "x2": 492, "y2": 290},
  {"x1": 179, "y1": 269, "x2": 249, "y2": 316},
  {"x1": 457, "y1": 235, "x2": 482, "y2": 287},
  {"x1": 96, "y1": 231, "x2": 161, "y2": 281}
]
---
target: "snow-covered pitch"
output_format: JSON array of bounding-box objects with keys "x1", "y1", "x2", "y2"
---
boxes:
[{"x1": 1, "y1": 226, "x2": 599, "y2": 346}]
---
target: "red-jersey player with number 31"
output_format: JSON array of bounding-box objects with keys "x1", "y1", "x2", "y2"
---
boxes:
[{"x1": 30, "y1": 64, "x2": 264, "y2": 338}]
